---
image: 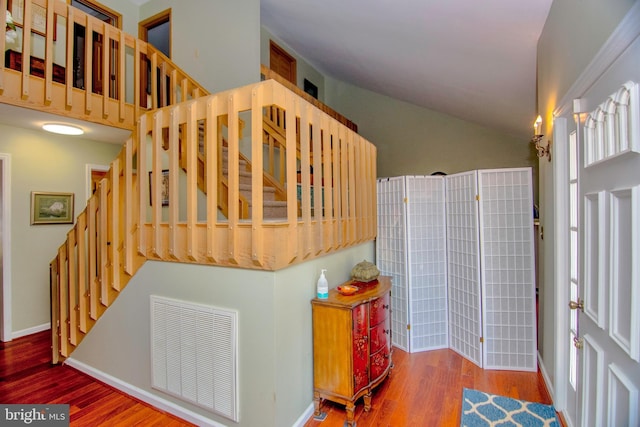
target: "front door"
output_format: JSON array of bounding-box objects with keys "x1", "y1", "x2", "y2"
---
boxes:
[{"x1": 575, "y1": 79, "x2": 640, "y2": 426}]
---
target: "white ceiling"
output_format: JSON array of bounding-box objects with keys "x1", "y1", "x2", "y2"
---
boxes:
[
  {"x1": 1, "y1": 1, "x2": 553, "y2": 142},
  {"x1": 0, "y1": 104, "x2": 131, "y2": 144},
  {"x1": 261, "y1": 0, "x2": 553, "y2": 139}
]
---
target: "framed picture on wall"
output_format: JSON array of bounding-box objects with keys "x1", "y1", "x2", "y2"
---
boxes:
[
  {"x1": 30, "y1": 191, "x2": 75, "y2": 225},
  {"x1": 304, "y1": 78, "x2": 318, "y2": 99},
  {"x1": 8, "y1": 0, "x2": 49, "y2": 37},
  {"x1": 149, "y1": 169, "x2": 169, "y2": 206}
]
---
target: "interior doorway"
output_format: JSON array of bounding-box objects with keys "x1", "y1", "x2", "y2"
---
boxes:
[
  {"x1": 70, "y1": 0, "x2": 122, "y2": 97},
  {"x1": 86, "y1": 164, "x2": 109, "y2": 202},
  {"x1": 270, "y1": 40, "x2": 297, "y2": 85},
  {"x1": 139, "y1": 9, "x2": 172, "y2": 108},
  {"x1": 139, "y1": 9, "x2": 171, "y2": 58}
]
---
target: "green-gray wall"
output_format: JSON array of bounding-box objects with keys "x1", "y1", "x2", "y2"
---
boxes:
[
  {"x1": 139, "y1": 0, "x2": 260, "y2": 94},
  {"x1": 69, "y1": 243, "x2": 374, "y2": 427},
  {"x1": 258, "y1": 30, "x2": 539, "y2": 201},
  {"x1": 325, "y1": 77, "x2": 537, "y2": 180},
  {"x1": 0, "y1": 124, "x2": 122, "y2": 334},
  {"x1": 536, "y1": 0, "x2": 636, "y2": 395}
]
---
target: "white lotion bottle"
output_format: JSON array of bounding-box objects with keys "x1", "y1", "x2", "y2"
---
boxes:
[{"x1": 317, "y1": 269, "x2": 328, "y2": 299}]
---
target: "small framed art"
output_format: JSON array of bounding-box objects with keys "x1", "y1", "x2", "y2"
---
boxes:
[{"x1": 31, "y1": 191, "x2": 74, "y2": 225}]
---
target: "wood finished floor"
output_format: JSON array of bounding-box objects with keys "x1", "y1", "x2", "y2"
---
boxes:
[
  {"x1": 0, "y1": 330, "x2": 193, "y2": 426},
  {"x1": 304, "y1": 346, "x2": 561, "y2": 427},
  {"x1": 1, "y1": 330, "x2": 561, "y2": 426}
]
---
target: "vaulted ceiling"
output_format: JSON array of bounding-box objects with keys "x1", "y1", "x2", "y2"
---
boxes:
[{"x1": 261, "y1": 0, "x2": 554, "y2": 139}]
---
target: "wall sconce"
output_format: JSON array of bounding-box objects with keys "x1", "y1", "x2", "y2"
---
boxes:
[{"x1": 531, "y1": 115, "x2": 551, "y2": 161}]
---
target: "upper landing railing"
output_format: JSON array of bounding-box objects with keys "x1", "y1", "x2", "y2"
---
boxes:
[{"x1": 0, "y1": 0, "x2": 207, "y2": 130}]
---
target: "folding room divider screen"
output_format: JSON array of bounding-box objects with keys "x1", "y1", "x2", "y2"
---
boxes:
[
  {"x1": 376, "y1": 176, "x2": 448, "y2": 353},
  {"x1": 376, "y1": 168, "x2": 537, "y2": 371}
]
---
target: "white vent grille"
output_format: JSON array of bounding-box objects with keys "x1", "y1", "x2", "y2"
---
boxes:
[{"x1": 151, "y1": 296, "x2": 238, "y2": 422}]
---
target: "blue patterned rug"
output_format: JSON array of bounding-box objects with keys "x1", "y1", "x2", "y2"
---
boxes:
[{"x1": 461, "y1": 388, "x2": 560, "y2": 427}]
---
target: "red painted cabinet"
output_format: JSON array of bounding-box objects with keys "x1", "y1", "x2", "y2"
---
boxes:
[{"x1": 312, "y1": 277, "x2": 392, "y2": 426}]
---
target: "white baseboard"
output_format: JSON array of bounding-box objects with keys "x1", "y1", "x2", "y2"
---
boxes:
[
  {"x1": 291, "y1": 403, "x2": 314, "y2": 427},
  {"x1": 64, "y1": 358, "x2": 226, "y2": 427},
  {"x1": 12, "y1": 323, "x2": 50, "y2": 339},
  {"x1": 537, "y1": 351, "x2": 555, "y2": 403}
]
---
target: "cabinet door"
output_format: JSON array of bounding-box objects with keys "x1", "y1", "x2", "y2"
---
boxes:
[{"x1": 352, "y1": 304, "x2": 369, "y2": 393}]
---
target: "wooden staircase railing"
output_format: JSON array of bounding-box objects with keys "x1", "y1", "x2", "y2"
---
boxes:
[
  {"x1": 50, "y1": 79, "x2": 377, "y2": 363},
  {"x1": 4, "y1": 0, "x2": 377, "y2": 365}
]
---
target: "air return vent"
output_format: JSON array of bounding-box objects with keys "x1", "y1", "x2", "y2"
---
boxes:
[{"x1": 150, "y1": 296, "x2": 238, "y2": 422}]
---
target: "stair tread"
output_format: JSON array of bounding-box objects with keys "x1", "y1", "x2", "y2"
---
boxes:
[{"x1": 239, "y1": 183, "x2": 276, "y2": 192}]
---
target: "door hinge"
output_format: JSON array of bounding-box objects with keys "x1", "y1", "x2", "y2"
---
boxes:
[
  {"x1": 479, "y1": 336, "x2": 484, "y2": 343},
  {"x1": 404, "y1": 197, "x2": 408, "y2": 204},
  {"x1": 573, "y1": 336, "x2": 584, "y2": 350},
  {"x1": 407, "y1": 324, "x2": 410, "y2": 330},
  {"x1": 475, "y1": 195, "x2": 480, "y2": 201}
]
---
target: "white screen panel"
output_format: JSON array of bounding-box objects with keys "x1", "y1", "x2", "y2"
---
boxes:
[
  {"x1": 405, "y1": 176, "x2": 448, "y2": 351},
  {"x1": 445, "y1": 171, "x2": 482, "y2": 367},
  {"x1": 376, "y1": 177, "x2": 409, "y2": 351},
  {"x1": 478, "y1": 168, "x2": 537, "y2": 371}
]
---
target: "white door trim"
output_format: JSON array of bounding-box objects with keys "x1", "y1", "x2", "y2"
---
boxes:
[
  {"x1": 86, "y1": 163, "x2": 110, "y2": 202},
  {"x1": 0, "y1": 153, "x2": 12, "y2": 342},
  {"x1": 552, "y1": 117, "x2": 571, "y2": 420}
]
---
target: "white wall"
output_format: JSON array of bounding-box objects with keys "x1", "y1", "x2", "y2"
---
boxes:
[
  {"x1": 0, "y1": 124, "x2": 122, "y2": 335},
  {"x1": 69, "y1": 243, "x2": 374, "y2": 427},
  {"x1": 139, "y1": 0, "x2": 260, "y2": 94},
  {"x1": 536, "y1": 0, "x2": 636, "y2": 395}
]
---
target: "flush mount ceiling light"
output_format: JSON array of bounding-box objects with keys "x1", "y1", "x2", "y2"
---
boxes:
[{"x1": 42, "y1": 123, "x2": 84, "y2": 136}]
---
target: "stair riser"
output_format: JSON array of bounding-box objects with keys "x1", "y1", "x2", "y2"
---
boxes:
[
  {"x1": 249, "y1": 205, "x2": 287, "y2": 219},
  {"x1": 240, "y1": 188, "x2": 276, "y2": 201}
]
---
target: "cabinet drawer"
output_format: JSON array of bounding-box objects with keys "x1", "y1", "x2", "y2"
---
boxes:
[
  {"x1": 369, "y1": 293, "x2": 390, "y2": 326},
  {"x1": 370, "y1": 345, "x2": 391, "y2": 381},
  {"x1": 369, "y1": 318, "x2": 390, "y2": 354}
]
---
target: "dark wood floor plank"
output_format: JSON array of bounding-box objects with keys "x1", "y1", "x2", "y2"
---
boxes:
[{"x1": 0, "y1": 331, "x2": 193, "y2": 426}]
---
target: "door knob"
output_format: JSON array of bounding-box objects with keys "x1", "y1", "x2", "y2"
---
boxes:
[{"x1": 569, "y1": 299, "x2": 584, "y2": 311}]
